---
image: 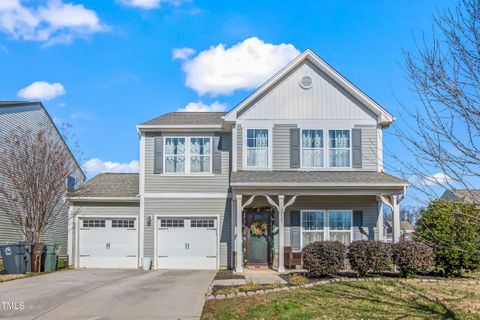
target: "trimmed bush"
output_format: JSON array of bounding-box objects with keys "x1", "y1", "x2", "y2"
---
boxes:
[
  {"x1": 288, "y1": 274, "x2": 309, "y2": 286},
  {"x1": 415, "y1": 199, "x2": 480, "y2": 276},
  {"x1": 392, "y1": 241, "x2": 435, "y2": 277},
  {"x1": 302, "y1": 241, "x2": 346, "y2": 278},
  {"x1": 347, "y1": 240, "x2": 392, "y2": 276}
]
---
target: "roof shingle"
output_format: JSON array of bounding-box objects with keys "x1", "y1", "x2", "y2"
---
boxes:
[
  {"x1": 140, "y1": 112, "x2": 226, "y2": 126},
  {"x1": 70, "y1": 173, "x2": 139, "y2": 198}
]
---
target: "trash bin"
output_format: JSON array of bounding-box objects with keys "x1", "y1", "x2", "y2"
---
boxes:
[
  {"x1": 31, "y1": 243, "x2": 44, "y2": 273},
  {"x1": 0, "y1": 243, "x2": 31, "y2": 274},
  {"x1": 42, "y1": 244, "x2": 59, "y2": 272},
  {"x1": 142, "y1": 257, "x2": 151, "y2": 271}
]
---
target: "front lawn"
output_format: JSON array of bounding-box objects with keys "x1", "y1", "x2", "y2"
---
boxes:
[{"x1": 202, "y1": 280, "x2": 480, "y2": 319}]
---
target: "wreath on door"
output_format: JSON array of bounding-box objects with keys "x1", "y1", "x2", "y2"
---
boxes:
[{"x1": 250, "y1": 220, "x2": 268, "y2": 237}]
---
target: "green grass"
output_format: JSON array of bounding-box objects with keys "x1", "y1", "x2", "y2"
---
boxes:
[{"x1": 202, "y1": 280, "x2": 480, "y2": 320}]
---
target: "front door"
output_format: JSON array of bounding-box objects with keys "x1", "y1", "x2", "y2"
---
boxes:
[{"x1": 245, "y1": 212, "x2": 271, "y2": 267}]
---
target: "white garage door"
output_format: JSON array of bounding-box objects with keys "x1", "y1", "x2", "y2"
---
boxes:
[
  {"x1": 79, "y1": 218, "x2": 138, "y2": 269},
  {"x1": 157, "y1": 217, "x2": 217, "y2": 270}
]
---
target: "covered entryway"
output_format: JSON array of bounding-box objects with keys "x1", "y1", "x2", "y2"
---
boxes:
[
  {"x1": 78, "y1": 218, "x2": 139, "y2": 268},
  {"x1": 157, "y1": 217, "x2": 218, "y2": 269}
]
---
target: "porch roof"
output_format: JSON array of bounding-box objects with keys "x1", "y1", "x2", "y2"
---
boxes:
[{"x1": 231, "y1": 171, "x2": 408, "y2": 188}]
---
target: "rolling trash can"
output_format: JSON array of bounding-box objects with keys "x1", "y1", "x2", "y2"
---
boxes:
[
  {"x1": 31, "y1": 243, "x2": 44, "y2": 273},
  {"x1": 42, "y1": 244, "x2": 59, "y2": 272},
  {"x1": 0, "y1": 243, "x2": 31, "y2": 274}
]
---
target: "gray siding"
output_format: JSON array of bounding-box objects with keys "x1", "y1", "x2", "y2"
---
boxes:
[
  {"x1": 355, "y1": 124, "x2": 378, "y2": 171},
  {"x1": 144, "y1": 132, "x2": 231, "y2": 193},
  {"x1": 236, "y1": 124, "x2": 242, "y2": 171},
  {"x1": 273, "y1": 124, "x2": 296, "y2": 170},
  {"x1": 70, "y1": 202, "x2": 140, "y2": 266},
  {"x1": 239, "y1": 61, "x2": 377, "y2": 121},
  {"x1": 144, "y1": 197, "x2": 231, "y2": 268},
  {"x1": 0, "y1": 104, "x2": 84, "y2": 257}
]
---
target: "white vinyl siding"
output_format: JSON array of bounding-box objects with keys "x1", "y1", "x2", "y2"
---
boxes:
[{"x1": 164, "y1": 137, "x2": 212, "y2": 174}]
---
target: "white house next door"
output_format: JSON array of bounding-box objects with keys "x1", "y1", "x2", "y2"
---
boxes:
[
  {"x1": 78, "y1": 218, "x2": 138, "y2": 269},
  {"x1": 157, "y1": 217, "x2": 217, "y2": 270}
]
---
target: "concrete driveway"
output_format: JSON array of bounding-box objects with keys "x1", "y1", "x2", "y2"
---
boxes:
[{"x1": 0, "y1": 268, "x2": 215, "y2": 320}]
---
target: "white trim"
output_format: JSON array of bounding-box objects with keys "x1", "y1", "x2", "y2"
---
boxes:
[
  {"x1": 163, "y1": 136, "x2": 213, "y2": 175},
  {"x1": 153, "y1": 214, "x2": 220, "y2": 270},
  {"x1": 232, "y1": 124, "x2": 237, "y2": 172},
  {"x1": 242, "y1": 127, "x2": 273, "y2": 170},
  {"x1": 139, "y1": 133, "x2": 146, "y2": 267},
  {"x1": 224, "y1": 49, "x2": 394, "y2": 125},
  {"x1": 69, "y1": 197, "x2": 140, "y2": 202},
  {"x1": 231, "y1": 182, "x2": 409, "y2": 187},
  {"x1": 137, "y1": 124, "x2": 223, "y2": 130},
  {"x1": 144, "y1": 192, "x2": 231, "y2": 198},
  {"x1": 67, "y1": 206, "x2": 74, "y2": 265}
]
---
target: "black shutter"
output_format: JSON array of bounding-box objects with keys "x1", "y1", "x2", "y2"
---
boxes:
[
  {"x1": 352, "y1": 128, "x2": 362, "y2": 168},
  {"x1": 290, "y1": 210, "x2": 301, "y2": 252},
  {"x1": 290, "y1": 128, "x2": 300, "y2": 168},
  {"x1": 353, "y1": 210, "x2": 363, "y2": 228},
  {"x1": 212, "y1": 135, "x2": 222, "y2": 174},
  {"x1": 154, "y1": 136, "x2": 163, "y2": 174}
]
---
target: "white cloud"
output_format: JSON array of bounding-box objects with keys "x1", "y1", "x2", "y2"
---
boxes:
[
  {"x1": 17, "y1": 81, "x2": 66, "y2": 100},
  {"x1": 415, "y1": 173, "x2": 452, "y2": 186},
  {"x1": 178, "y1": 37, "x2": 300, "y2": 96},
  {"x1": 82, "y1": 158, "x2": 139, "y2": 176},
  {"x1": 177, "y1": 101, "x2": 227, "y2": 112},
  {"x1": 0, "y1": 0, "x2": 106, "y2": 45},
  {"x1": 172, "y1": 47, "x2": 195, "y2": 60},
  {"x1": 119, "y1": 0, "x2": 189, "y2": 9}
]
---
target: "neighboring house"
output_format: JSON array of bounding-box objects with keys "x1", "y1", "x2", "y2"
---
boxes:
[
  {"x1": 384, "y1": 220, "x2": 415, "y2": 243},
  {"x1": 441, "y1": 189, "x2": 480, "y2": 208},
  {"x1": 0, "y1": 101, "x2": 85, "y2": 257},
  {"x1": 68, "y1": 49, "x2": 408, "y2": 272}
]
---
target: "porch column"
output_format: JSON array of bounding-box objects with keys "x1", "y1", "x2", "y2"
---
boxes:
[
  {"x1": 278, "y1": 195, "x2": 286, "y2": 273},
  {"x1": 377, "y1": 200, "x2": 384, "y2": 241},
  {"x1": 235, "y1": 194, "x2": 243, "y2": 272},
  {"x1": 392, "y1": 195, "x2": 401, "y2": 243}
]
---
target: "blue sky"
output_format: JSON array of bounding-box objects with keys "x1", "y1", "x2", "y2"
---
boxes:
[{"x1": 0, "y1": 0, "x2": 457, "y2": 203}]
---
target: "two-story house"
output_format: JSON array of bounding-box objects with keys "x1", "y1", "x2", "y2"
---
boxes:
[{"x1": 68, "y1": 49, "x2": 407, "y2": 272}]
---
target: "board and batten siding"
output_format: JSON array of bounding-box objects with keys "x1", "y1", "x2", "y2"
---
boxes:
[
  {"x1": 144, "y1": 132, "x2": 231, "y2": 193},
  {"x1": 69, "y1": 202, "x2": 140, "y2": 266},
  {"x1": 0, "y1": 104, "x2": 84, "y2": 257},
  {"x1": 238, "y1": 61, "x2": 377, "y2": 121},
  {"x1": 144, "y1": 197, "x2": 231, "y2": 268}
]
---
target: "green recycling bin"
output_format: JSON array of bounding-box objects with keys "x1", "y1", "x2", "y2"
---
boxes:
[{"x1": 42, "y1": 244, "x2": 59, "y2": 272}]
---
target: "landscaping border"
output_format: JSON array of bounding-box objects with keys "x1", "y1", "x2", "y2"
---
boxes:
[{"x1": 205, "y1": 277, "x2": 480, "y2": 300}]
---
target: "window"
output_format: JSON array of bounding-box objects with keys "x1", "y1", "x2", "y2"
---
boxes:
[
  {"x1": 67, "y1": 176, "x2": 76, "y2": 190},
  {"x1": 246, "y1": 129, "x2": 269, "y2": 168},
  {"x1": 82, "y1": 219, "x2": 105, "y2": 228},
  {"x1": 191, "y1": 219, "x2": 215, "y2": 228},
  {"x1": 329, "y1": 210, "x2": 352, "y2": 245},
  {"x1": 301, "y1": 130, "x2": 324, "y2": 168},
  {"x1": 164, "y1": 137, "x2": 212, "y2": 174},
  {"x1": 112, "y1": 219, "x2": 135, "y2": 228},
  {"x1": 328, "y1": 130, "x2": 350, "y2": 167},
  {"x1": 160, "y1": 219, "x2": 184, "y2": 228},
  {"x1": 301, "y1": 211, "x2": 325, "y2": 247},
  {"x1": 190, "y1": 138, "x2": 211, "y2": 173},
  {"x1": 164, "y1": 137, "x2": 186, "y2": 173}
]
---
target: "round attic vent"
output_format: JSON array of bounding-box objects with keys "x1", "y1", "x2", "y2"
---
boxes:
[{"x1": 300, "y1": 76, "x2": 313, "y2": 89}]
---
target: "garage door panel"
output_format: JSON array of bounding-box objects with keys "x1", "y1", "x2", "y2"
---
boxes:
[
  {"x1": 79, "y1": 218, "x2": 138, "y2": 269},
  {"x1": 157, "y1": 217, "x2": 217, "y2": 270}
]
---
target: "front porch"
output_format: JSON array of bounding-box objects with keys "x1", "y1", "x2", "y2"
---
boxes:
[{"x1": 230, "y1": 172, "x2": 407, "y2": 273}]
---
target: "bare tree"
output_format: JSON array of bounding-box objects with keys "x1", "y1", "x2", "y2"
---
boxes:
[
  {"x1": 0, "y1": 128, "x2": 77, "y2": 243},
  {"x1": 388, "y1": 0, "x2": 480, "y2": 204}
]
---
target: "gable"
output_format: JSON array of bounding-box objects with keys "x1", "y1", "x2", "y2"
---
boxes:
[{"x1": 238, "y1": 61, "x2": 377, "y2": 121}]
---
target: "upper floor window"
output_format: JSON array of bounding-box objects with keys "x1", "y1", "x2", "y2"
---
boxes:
[
  {"x1": 301, "y1": 130, "x2": 324, "y2": 168},
  {"x1": 164, "y1": 137, "x2": 211, "y2": 174},
  {"x1": 328, "y1": 130, "x2": 350, "y2": 168},
  {"x1": 67, "y1": 176, "x2": 76, "y2": 190},
  {"x1": 246, "y1": 129, "x2": 269, "y2": 168}
]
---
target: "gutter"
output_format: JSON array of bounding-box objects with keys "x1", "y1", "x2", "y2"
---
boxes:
[{"x1": 68, "y1": 196, "x2": 140, "y2": 203}]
